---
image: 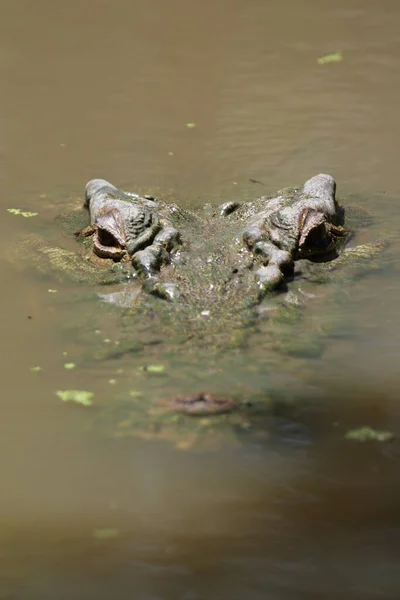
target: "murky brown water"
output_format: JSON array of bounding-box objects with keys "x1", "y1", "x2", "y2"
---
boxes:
[{"x1": 1, "y1": 0, "x2": 400, "y2": 597}]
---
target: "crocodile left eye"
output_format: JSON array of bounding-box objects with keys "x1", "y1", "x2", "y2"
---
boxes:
[{"x1": 97, "y1": 228, "x2": 122, "y2": 248}]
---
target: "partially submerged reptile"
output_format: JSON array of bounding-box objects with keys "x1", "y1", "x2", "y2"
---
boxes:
[
  {"x1": 13, "y1": 174, "x2": 387, "y2": 448},
  {"x1": 76, "y1": 173, "x2": 374, "y2": 301},
  {"x1": 16, "y1": 173, "x2": 386, "y2": 314}
]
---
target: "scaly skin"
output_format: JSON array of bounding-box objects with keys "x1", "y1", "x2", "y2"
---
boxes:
[
  {"x1": 83, "y1": 179, "x2": 179, "y2": 271},
  {"x1": 9, "y1": 175, "x2": 389, "y2": 449},
  {"x1": 12, "y1": 174, "x2": 383, "y2": 305},
  {"x1": 81, "y1": 174, "x2": 350, "y2": 301},
  {"x1": 10, "y1": 172, "x2": 388, "y2": 353},
  {"x1": 237, "y1": 174, "x2": 349, "y2": 294}
]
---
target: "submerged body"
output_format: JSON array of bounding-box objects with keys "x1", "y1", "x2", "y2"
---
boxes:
[
  {"x1": 11, "y1": 174, "x2": 387, "y2": 447},
  {"x1": 62, "y1": 173, "x2": 385, "y2": 356}
]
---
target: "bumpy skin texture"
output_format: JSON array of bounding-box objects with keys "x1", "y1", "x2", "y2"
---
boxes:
[
  {"x1": 83, "y1": 179, "x2": 182, "y2": 283},
  {"x1": 16, "y1": 176, "x2": 386, "y2": 448},
  {"x1": 85, "y1": 179, "x2": 160, "y2": 259},
  {"x1": 239, "y1": 174, "x2": 348, "y2": 293},
  {"x1": 82, "y1": 174, "x2": 349, "y2": 300}
]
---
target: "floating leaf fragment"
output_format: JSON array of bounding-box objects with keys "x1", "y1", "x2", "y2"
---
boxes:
[
  {"x1": 345, "y1": 426, "x2": 394, "y2": 442},
  {"x1": 7, "y1": 208, "x2": 38, "y2": 217},
  {"x1": 141, "y1": 364, "x2": 165, "y2": 373},
  {"x1": 93, "y1": 528, "x2": 120, "y2": 540},
  {"x1": 129, "y1": 390, "x2": 144, "y2": 398},
  {"x1": 56, "y1": 390, "x2": 93, "y2": 406},
  {"x1": 64, "y1": 363, "x2": 76, "y2": 370},
  {"x1": 48, "y1": 289, "x2": 58, "y2": 293},
  {"x1": 30, "y1": 366, "x2": 42, "y2": 372},
  {"x1": 186, "y1": 122, "x2": 196, "y2": 129},
  {"x1": 317, "y1": 52, "x2": 343, "y2": 65}
]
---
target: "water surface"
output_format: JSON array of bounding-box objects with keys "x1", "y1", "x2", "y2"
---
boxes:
[{"x1": 1, "y1": 0, "x2": 400, "y2": 597}]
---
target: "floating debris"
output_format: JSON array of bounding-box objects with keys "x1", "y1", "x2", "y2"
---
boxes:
[
  {"x1": 317, "y1": 52, "x2": 343, "y2": 65},
  {"x1": 30, "y1": 366, "x2": 42, "y2": 372},
  {"x1": 56, "y1": 390, "x2": 93, "y2": 406},
  {"x1": 129, "y1": 390, "x2": 144, "y2": 398},
  {"x1": 345, "y1": 426, "x2": 394, "y2": 442},
  {"x1": 141, "y1": 364, "x2": 165, "y2": 374},
  {"x1": 64, "y1": 363, "x2": 76, "y2": 370},
  {"x1": 7, "y1": 208, "x2": 38, "y2": 218},
  {"x1": 186, "y1": 122, "x2": 196, "y2": 129}
]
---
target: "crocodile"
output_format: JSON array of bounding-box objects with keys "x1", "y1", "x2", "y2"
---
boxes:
[
  {"x1": 15, "y1": 173, "x2": 386, "y2": 339},
  {"x1": 37, "y1": 172, "x2": 384, "y2": 382},
  {"x1": 13, "y1": 174, "x2": 388, "y2": 449},
  {"x1": 79, "y1": 174, "x2": 350, "y2": 301},
  {"x1": 16, "y1": 173, "x2": 382, "y2": 300}
]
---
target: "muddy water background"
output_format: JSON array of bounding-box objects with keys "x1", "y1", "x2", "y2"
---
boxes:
[{"x1": 1, "y1": 0, "x2": 400, "y2": 598}]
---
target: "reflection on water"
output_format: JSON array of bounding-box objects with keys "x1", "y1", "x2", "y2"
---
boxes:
[{"x1": 1, "y1": 0, "x2": 400, "y2": 597}]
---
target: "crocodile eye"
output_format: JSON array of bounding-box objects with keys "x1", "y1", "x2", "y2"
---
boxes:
[
  {"x1": 303, "y1": 222, "x2": 327, "y2": 247},
  {"x1": 94, "y1": 208, "x2": 126, "y2": 248},
  {"x1": 97, "y1": 228, "x2": 122, "y2": 248}
]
